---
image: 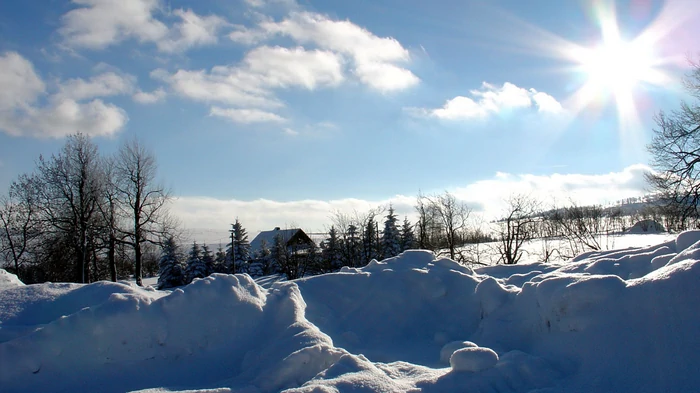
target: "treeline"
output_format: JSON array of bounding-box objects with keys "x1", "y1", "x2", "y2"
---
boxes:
[
  {"x1": 2, "y1": 134, "x2": 693, "y2": 287},
  {"x1": 0, "y1": 134, "x2": 174, "y2": 285},
  {"x1": 158, "y1": 206, "x2": 417, "y2": 289}
]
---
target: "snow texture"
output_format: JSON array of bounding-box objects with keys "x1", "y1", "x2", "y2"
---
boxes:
[
  {"x1": 1, "y1": 230, "x2": 700, "y2": 392},
  {"x1": 0, "y1": 269, "x2": 24, "y2": 290},
  {"x1": 450, "y1": 346, "x2": 499, "y2": 372}
]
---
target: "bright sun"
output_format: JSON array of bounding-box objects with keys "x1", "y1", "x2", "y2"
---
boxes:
[
  {"x1": 579, "y1": 37, "x2": 655, "y2": 97},
  {"x1": 562, "y1": 1, "x2": 673, "y2": 132}
]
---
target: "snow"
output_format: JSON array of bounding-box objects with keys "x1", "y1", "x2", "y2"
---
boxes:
[
  {"x1": 0, "y1": 269, "x2": 24, "y2": 290},
  {"x1": 449, "y1": 346, "x2": 499, "y2": 372},
  {"x1": 1, "y1": 231, "x2": 700, "y2": 392}
]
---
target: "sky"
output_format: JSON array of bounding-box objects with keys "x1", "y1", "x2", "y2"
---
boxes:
[{"x1": 1, "y1": 0, "x2": 699, "y2": 244}]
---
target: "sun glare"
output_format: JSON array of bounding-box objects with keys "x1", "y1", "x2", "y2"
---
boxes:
[{"x1": 579, "y1": 37, "x2": 655, "y2": 97}]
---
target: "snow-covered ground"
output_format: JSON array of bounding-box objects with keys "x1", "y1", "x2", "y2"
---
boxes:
[{"x1": 1, "y1": 231, "x2": 698, "y2": 392}]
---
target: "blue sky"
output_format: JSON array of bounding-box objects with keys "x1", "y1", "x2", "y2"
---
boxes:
[{"x1": 1, "y1": 0, "x2": 699, "y2": 241}]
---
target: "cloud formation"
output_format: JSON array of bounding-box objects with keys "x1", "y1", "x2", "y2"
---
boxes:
[
  {"x1": 231, "y1": 11, "x2": 419, "y2": 92},
  {"x1": 132, "y1": 88, "x2": 166, "y2": 104},
  {"x1": 155, "y1": 45, "x2": 345, "y2": 123},
  {"x1": 60, "y1": 0, "x2": 228, "y2": 53},
  {"x1": 420, "y1": 82, "x2": 563, "y2": 120},
  {"x1": 209, "y1": 107, "x2": 286, "y2": 124},
  {"x1": 173, "y1": 164, "x2": 653, "y2": 244},
  {"x1": 0, "y1": 52, "x2": 129, "y2": 138}
]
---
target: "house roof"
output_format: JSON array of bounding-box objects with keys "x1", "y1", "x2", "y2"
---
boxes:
[{"x1": 250, "y1": 228, "x2": 304, "y2": 253}]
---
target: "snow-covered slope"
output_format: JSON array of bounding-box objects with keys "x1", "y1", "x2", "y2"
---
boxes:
[{"x1": 1, "y1": 231, "x2": 699, "y2": 392}]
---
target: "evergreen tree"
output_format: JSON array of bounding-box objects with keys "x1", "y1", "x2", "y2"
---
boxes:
[
  {"x1": 382, "y1": 205, "x2": 401, "y2": 258},
  {"x1": 305, "y1": 240, "x2": 321, "y2": 275},
  {"x1": 157, "y1": 236, "x2": 185, "y2": 289},
  {"x1": 271, "y1": 234, "x2": 292, "y2": 278},
  {"x1": 249, "y1": 238, "x2": 273, "y2": 277},
  {"x1": 362, "y1": 214, "x2": 379, "y2": 264},
  {"x1": 343, "y1": 224, "x2": 361, "y2": 267},
  {"x1": 201, "y1": 243, "x2": 214, "y2": 276},
  {"x1": 214, "y1": 244, "x2": 227, "y2": 273},
  {"x1": 227, "y1": 219, "x2": 250, "y2": 274},
  {"x1": 399, "y1": 216, "x2": 416, "y2": 251},
  {"x1": 320, "y1": 226, "x2": 343, "y2": 273},
  {"x1": 185, "y1": 242, "x2": 207, "y2": 283}
]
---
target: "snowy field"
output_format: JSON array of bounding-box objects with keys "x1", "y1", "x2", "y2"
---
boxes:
[{"x1": 1, "y1": 231, "x2": 698, "y2": 392}]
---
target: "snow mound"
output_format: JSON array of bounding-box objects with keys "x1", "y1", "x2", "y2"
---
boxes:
[
  {"x1": 2, "y1": 233, "x2": 700, "y2": 392},
  {"x1": 450, "y1": 346, "x2": 499, "y2": 372},
  {"x1": 626, "y1": 219, "x2": 666, "y2": 234},
  {"x1": 0, "y1": 269, "x2": 24, "y2": 290},
  {"x1": 295, "y1": 250, "x2": 482, "y2": 365},
  {"x1": 440, "y1": 340, "x2": 477, "y2": 364},
  {"x1": 0, "y1": 274, "x2": 344, "y2": 392}
]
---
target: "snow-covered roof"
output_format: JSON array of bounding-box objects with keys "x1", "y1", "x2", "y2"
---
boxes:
[{"x1": 250, "y1": 227, "x2": 307, "y2": 253}]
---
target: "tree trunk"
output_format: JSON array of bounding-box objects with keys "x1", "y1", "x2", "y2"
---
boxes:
[
  {"x1": 108, "y1": 235, "x2": 117, "y2": 282},
  {"x1": 134, "y1": 240, "x2": 142, "y2": 286}
]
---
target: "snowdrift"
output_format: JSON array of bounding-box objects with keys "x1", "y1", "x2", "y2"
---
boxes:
[{"x1": 2, "y1": 231, "x2": 700, "y2": 392}]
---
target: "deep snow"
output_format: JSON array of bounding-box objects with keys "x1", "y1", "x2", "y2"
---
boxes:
[{"x1": 1, "y1": 231, "x2": 699, "y2": 392}]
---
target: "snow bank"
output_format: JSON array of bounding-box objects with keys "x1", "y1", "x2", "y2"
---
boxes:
[
  {"x1": 0, "y1": 274, "x2": 344, "y2": 392},
  {"x1": 2, "y1": 233, "x2": 700, "y2": 392},
  {"x1": 0, "y1": 269, "x2": 23, "y2": 290}
]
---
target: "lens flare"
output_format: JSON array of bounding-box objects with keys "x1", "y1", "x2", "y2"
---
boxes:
[{"x1": 567, "y1": 0, "x2": 673, "y2": 134}]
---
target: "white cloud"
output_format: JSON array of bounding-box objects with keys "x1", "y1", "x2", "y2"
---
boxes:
[
  {"x1": 0, "y1": 52, "x2": 45, "y2": 111},
  {"x1": 531, "y1": 90, "x2": 563, "y2": 113},
  {"x1": 171, "y1": 195, "x2": 416, "y2": 244},
  {"x1": 354, "y1": 62, "x2": 419, "y2": 92},
  {"x1": 152, "y1": 67, "x2": 279, "y2": 108},
  {"x1": 451, "y1": 164, "x2": 652, "y2": 218},
  {"x1": 283, "y1": 127, "x2": 300, "y2": 136},
  {"x1": 244, "y1": 46, "x2": 344, "y2": 89},
  {"x1": 422, "y1": 82, "x2": 564, "y2": 120},
  {"x1": 157, "y1": 9, "x2": 228, "y2": 53},
  {"x1": 243, "y1": 0, "x2": 298, "y2": 8},
  {"x1": 0, "y1": 52, "x2": 128, "y2": 138},
  {"x1": 8, "y1": 99, "x2": 128, "y2": 138},
  {"x1": 156, "y1": 45, "x2": 345, "y2": 123},
  {"x1": 210, "y1": 107, "x2": 286, "y2": 123},
  {"x1": 60, "y1": 0, "x2": 168, "y2": 49},
  {"x1": 60, "y1": 0, "x2": 228, "y2": 53},
  {"x1": 231, "y1": 11, "x2": 419, "y2": 92},
  {"x1": 132, "y1": 88, "x2": 166, "y2": 104},
  {"x1": 57, "y1": 72, "x2": 136, "y2": 101},
  {"x1": 171, "y1": 165, "x2": 653, "y2": 244}
]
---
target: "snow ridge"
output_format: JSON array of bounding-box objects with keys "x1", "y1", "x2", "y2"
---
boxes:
[{"x1": 1, "y1": 231, "x2": 700, "y2": 392}]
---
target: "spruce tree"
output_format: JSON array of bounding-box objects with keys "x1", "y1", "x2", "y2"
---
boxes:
[
  {"x1": 362, "y1": 214, "x2": 378, "y2": 264},
  {"x1": 272, "y1": 234, "x2": 291, "y2": 278},
  {"x1": 320, "y1": 226, "x2": 343, "y2": 273},
  {"x1": 201, "y1": 243, "x2": 214, "y2": 276},
  {"x1": 382, "y1": 205, "x2": 401, "y2": 258},
  {"x1": 249, "y1": 238, "x2": 273, "y2": 277},
  {"x1": 227, "y1": 219, "x2": 250, "y2": 274},
  {"x1": 305, "y1": 240, "x2": 320, "y2": 275},
  {"x1": 344, "y1": 224, "x2": 361, "y2": 267},
  {"x1": 185, "y1": 242, "x2": 207, "y2": 283},
  {"x1": 400, "y1": 216, "x2": 416, "y2": 251},
  {"x1": 157, "y1": 236, "x2": 185, "y2": 289},
  {"x1": 214, "y1": 244, "x2": 227, "y2": 273}
]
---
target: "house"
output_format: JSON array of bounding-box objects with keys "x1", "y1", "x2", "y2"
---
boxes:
[{"x1": 250, "y1": 227, "x2": 314, "y2": 255}]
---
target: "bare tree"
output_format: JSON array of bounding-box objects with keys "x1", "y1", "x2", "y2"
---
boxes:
[
  {"x1": 0, "y1": 175, "x2": 40, "y2": 277},
  {"x1": 495, "y1": 194, "x2": 540, "y2": 265},
  {"x1": 96, "y1": 157, "x2": 120, "y2": 282},
  {"x1": 34, "y1": 134, "x2": 104, "y2": 283},
  {"x1": 113, "y1": 139, "x2": 172, "y2": 286},
  {"x1": 647, "y1": 59, "x2": 700, "y2": 228},
  {"x1": 419, "y1": 191, "x2": 471, "y2": 260},
  {"x1": 415, "y1": 191, "x2": 442, "y2": 252}
]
